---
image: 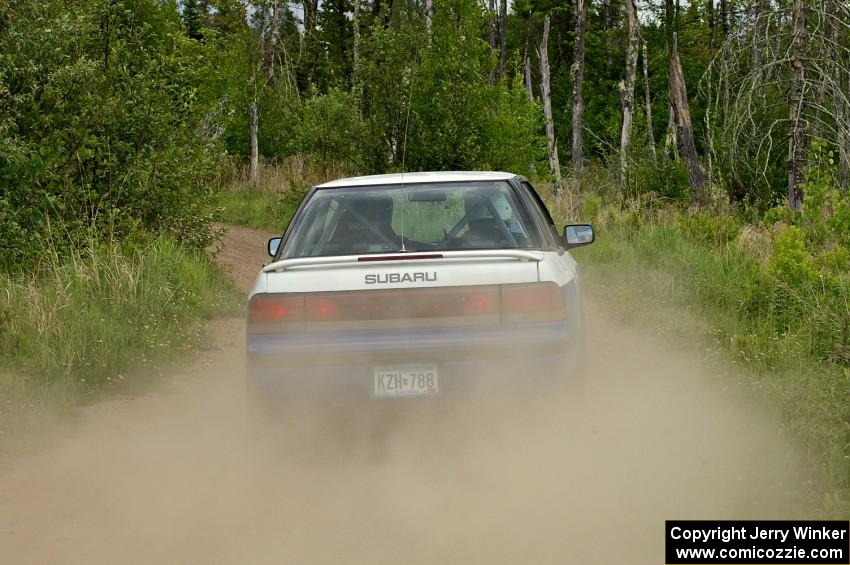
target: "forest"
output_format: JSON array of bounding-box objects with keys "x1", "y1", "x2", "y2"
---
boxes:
[
  {"x1": 1, "y1": 0, "x2": 850, "y2": 512},
  {"x1": 3, "y1": 0, "x2": 850, "y2": 248}
]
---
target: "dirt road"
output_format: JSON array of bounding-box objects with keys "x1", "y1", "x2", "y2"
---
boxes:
[{"x1": 0, "y1": 226, "x2": 819, "y2": 564}]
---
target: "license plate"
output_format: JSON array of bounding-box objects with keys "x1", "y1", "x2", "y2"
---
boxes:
[{"x1": 373, "y1": 364, "x2": 439, "y2": 398}]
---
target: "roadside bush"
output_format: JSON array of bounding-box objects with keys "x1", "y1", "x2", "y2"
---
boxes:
[
  {"x1": 296, "y1": 88, "x2": 366, "y2": 169},
  {"x1": 676, "y1": 212, "x2": 740, "y2": 247},
  {"x1": 0, "y1": 0, "x2": 225, "y2": 271}
]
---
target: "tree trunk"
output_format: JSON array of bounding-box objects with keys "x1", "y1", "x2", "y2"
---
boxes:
[
  {"x1": 706, "y1": 0, "x2": 715, "y2": 51},
  {"x1": 353, "y1": 0, "x2": 361, "y2": 70},
  {"x1": 840, "y1": 56, "x2": 850, "y2": 194},
  {"x1": 665, "y1": 0, "x2": 675, "y2": 37},
  {"x1": 721, "y1": 0, "x2": 729, "y2": 37},
  {"x1": 787, "y1": 0, "x2": 805, "y2": 210},
  {"x1": 619, "y1": 0, "x2": 639, "y2": 186},
  {"x1": 841, "y1": 67, "x2": 850, "y2": 193},
  {"x1": 664, "y1": 107, "x2": 678, "y2": 161},
  {"x1": 303, "y1": 0, "x2": 319, "y2": 84},
  {"x1": 249, "y1": 100, "x2": 259, "y2": 186},
  {"x1": 488, "y1": 0, "x2": 496, "y2": 83},
  {"x1": 539, "y1": 16, "x2": 562, "y2": 194},
  {"x1": 424, "y1": 0, "x2": 432, "y2": 36},
  {"x1": 705, "y1": 0, "x2": 715, "y2": 180},
  {"x1": 522, "y1": 13, "x2": 534, "y2": 101},
  {"x1": 751, "y1": 0, "x2": 765, "y2": 70},
  {"x1": 830, "y1": 3, "x2": 848, "y2": 193},
  {"x1": 571, "y1": 0, "x2": 587, "y2": 175},
  {"x1": 267, "y1": 0, "x2": 280, "y2": 82},
  {"x1": 642, "y1": 38, "x2": 657, "y2": 165},
  {"x1": 603, "y1": 0, "x2": 612, "y2": 69},
  {"x1": 669, "y1": 33, "x2": 706, "y2": 205},
  {"x1": 497, "y1": 0, "x2": 507, "y2": 79},
  {"x1": 383, "y1": 0, "x2": 394, "y2": 27}
]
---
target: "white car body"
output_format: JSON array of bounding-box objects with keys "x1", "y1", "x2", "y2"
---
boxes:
[{"x1": 246, "y1": 171, "x2": 593, "y2": 400}]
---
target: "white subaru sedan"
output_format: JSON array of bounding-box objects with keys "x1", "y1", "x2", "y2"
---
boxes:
[{"x1": 247, "y1": 172, "x2": 594, "y2": 401}]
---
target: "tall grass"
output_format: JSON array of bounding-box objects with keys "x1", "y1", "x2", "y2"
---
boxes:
[
  {"x1": 219, "y1": 157, "x2": 346, "y2": 232},
  {"x1": 231, "y1": 157, "x2": 349, "y2": 194},
  {"x1": 0, "y1": 237, "x2": 239, "y2": 445}
]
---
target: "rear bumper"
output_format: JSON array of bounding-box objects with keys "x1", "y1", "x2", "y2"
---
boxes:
[{"x1": 247, "y1": 321, "x2": 582, "y2": 399}]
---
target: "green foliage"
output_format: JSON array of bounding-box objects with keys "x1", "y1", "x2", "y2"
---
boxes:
[
  {"x1": 405, "y1": 0, "x2": 491, "y2": 170},
  {"x1": 0, "y1": 0, "x2": 225, "y2": 270},
  {"x1": 676, "y1": 212, "x2": 740, "y2": 247},
  {"x1": 629, "y1": 158, "x2": 691, "y2": 202},
  {"x1": 481, "y1": 72, "x2": 547, "y2": 175},
  {"x1": 800, "y1": 139, "x2": 850, "y2": 248},
  {"x1": 297, "y1": 88, "x2": 366, "y2": 168},
  {"x1": 767, "y1": 226, "x2": 820, "y2": 289},
  {"x1": 182, "y1": 0, "x2": 547, "y2": 175}
]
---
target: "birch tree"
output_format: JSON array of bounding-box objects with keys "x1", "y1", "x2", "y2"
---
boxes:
[
  {"x1": 539, "y1": 15, "x2": 562, "y2": 194},
  {"x1": 353, "y1": 0, "x2": 361, "y2": 79},
  {"x1": 571, "y1": 0, "x2": 587, "y2": 175},
  {"x1": 619, "y1": 0, "x2": 639, "y2": 186},
  {"x1": 642, "y1": 38, "x2": 657, "y2": 165},
  {"x1": 488, "y1": 0, "x2": 496, "y2": 83},
  {"x1": 249, "y1": 100, "x2": 259, "y2": 184},
  {"x1": 303, "y1": 0, "x2": 319, "y2": 84},
  {"x1": 523, "y1": 13, "x2": 534, "y2": 102}
]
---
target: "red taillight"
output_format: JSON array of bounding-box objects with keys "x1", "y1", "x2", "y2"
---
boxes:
[
  {"x1": 304, "y1": 286, "x2": 499, "y2": 322},
  {"x1": 248, "y1": 294, "x2": 305, "y2": 324},
  {"x1": 305, "y1": 296, "x2": 343, "y2": 322},
  {"x1": 248, "y1": 283, "x2": 565, "y2": 330},
  {"x1": 462, "y1": 289, "x2": 500, "y2": 316},
  {"x1": 500, "y1": 283, "x2": 565, "y2": 323}
]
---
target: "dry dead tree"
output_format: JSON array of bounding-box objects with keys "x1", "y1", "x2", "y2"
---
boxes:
[
  {"x1": 538, "y1": 15, "x2": 562, "y2": 195},
  {"x1": 704, "y1": 1, "x2": 850, "y2": 203},
  {"x1": 670, "y1": 32, "x2": 706, "y2": 205}
]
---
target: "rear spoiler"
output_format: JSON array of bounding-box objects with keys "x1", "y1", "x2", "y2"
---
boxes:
[{"x1": 263, "y1": 250, "x2": 544, "y2": 273}]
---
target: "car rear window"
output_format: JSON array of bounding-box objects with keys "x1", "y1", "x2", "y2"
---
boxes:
[{"x1": 282, "y1": 181, "x2": 536, "y2": 258}]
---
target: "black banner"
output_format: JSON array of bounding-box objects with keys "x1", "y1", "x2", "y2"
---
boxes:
[{"x1": 666, "y1": 521, "x2": 849, "y2": 564}]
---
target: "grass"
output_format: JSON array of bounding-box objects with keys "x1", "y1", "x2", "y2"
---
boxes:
[
  {"x1": 218, "y1": 157, "x2": 346, "y2": 232},
  {"x1": 218, "y1": 190, "x2": 299, "y2": 232},
  {"x1": 0, "y1": 236, "x2": 241, "y2": 450}
]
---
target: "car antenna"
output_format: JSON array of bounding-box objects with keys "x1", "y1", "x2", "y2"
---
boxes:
[{"x1": 398, "y1": 65, "x2": 415, "y2": 253}]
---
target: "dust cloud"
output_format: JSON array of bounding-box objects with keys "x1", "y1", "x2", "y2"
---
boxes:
[{"x1": 0, "y1": 227, "x2": 818, "y2": 564}]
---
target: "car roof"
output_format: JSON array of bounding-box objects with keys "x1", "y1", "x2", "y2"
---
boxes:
[{"x1": 315, "y1": 171, "x2": 517, "y2": 189}]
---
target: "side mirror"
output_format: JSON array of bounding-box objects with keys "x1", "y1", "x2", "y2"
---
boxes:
[
  {"x1": 563, "y1": 224, "x2": 594, "y2": 248},
  {"x1": 267, "y1": 237, "x2": 282, "y2": 257}
]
